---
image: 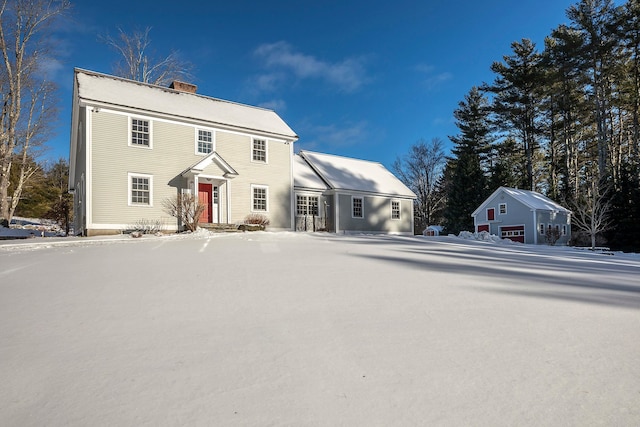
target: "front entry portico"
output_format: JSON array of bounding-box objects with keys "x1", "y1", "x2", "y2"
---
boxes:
[{"x1": 181, "y1": 151, "x2": 238, "y2": 226}]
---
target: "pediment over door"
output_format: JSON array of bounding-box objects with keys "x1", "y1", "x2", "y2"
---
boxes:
[{"x1": 181, "y1": 151, "x2": 238, "y2": 179}]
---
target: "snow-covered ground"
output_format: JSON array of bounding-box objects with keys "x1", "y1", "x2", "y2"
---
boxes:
[{"x1": 1, "y1": 232, "x2": 639, "y2": 426}]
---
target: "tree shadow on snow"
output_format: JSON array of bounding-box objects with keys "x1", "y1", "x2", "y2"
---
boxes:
[{"x1": 338, "y1": 234, "x2": 640, "y2": 310}]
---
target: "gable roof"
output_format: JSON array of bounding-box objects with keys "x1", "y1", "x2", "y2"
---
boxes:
[
  {"x1": 74, "y1": 68, "x2": 298, "y2": 140},
  {"x1": 293, "y1": 154, "x2": 330, "y2": 191},
  {"x1": 472, "y1": 186, "x2": 571, "y2": 217},
  {"x1": 298, "y1": 150, "x2": 416, "y2": 198}
]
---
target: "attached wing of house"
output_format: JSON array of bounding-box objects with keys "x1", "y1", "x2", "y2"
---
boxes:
[{"x1": 295, "y1": 150, "x2": 416, "y2": 234}]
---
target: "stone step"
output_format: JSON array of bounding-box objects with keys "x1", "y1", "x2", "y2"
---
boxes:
[{"x1": 199, "y1": 223, "x2": 239, "y2": 232}]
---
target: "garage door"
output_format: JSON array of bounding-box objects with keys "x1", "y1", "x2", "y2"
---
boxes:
[
  {"x1": 477, "y1": 224, "x2": 489, "y2": 233},
  {"x1": 500, "y1": 225, "x2": 525, "y2": 243}
]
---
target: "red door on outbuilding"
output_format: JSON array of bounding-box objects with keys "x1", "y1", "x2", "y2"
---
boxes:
[
  {"x1": 500, "y1": 225, "x2": 525, "y2": 243},
  {"x1": 198, "y1": 183, "x2": 213, "y2": 223},
  {"x1": 477, "y1": 224, "x2": 489, "y2": 233}
]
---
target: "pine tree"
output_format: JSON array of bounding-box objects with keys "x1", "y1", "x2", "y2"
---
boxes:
[
  {"x1": 444, "y1": 87, "x2": 492, "y2": 234},
  {"x1": 487, "y1": 38, "x2": 545, "y2": 191}
]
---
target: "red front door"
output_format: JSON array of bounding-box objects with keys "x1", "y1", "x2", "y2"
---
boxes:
[{"x1": 198, "y1": 183, "x2": 212, "y2": 223}]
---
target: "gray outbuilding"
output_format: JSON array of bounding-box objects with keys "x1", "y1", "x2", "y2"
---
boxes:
[{"x1": 472, "y1": 187, "x2": 571, "y2": 245}]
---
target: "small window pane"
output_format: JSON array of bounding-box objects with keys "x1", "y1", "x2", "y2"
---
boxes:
[
  {"x1": 391, "y1": 201, "x2": 400, "y2": 219},
  {"x1": 296, "y1": 195, "x2": 308, "y2": 215},
  {"x1": 309, "y1": 196, "x2": 319, "y2": 215},
  {"x1": 198, "y1": 130, "x2": 213, "y2": 154},
  {"x1": 353, "y1": 197, "x2": 363, "y2": 218},
  {"x1": 253, "y1": 187, "x2": 267, "y2": 211},
  {"x1": 131, "y1": 119, "x2": 150, "y2": 146},
  {"x1": 131, "y1": 176, "x2": 150, "y2": 204},
  {"x1": 253, "y1": 139, "x2": 266, "y2": 162}
]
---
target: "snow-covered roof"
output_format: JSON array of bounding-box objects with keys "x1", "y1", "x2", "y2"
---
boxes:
[
  {"x1": 293, "y1": 154, "x2": 329, "y2": 191},
  {"x1": 74, "y1": 69, "x2": 298, "y2": 140},
  {"x1": 472, "y1": 186, "x2": 571, "y2": 217},
  {"x1": 299, "y1": 150, "x2": 416, "y2": 198}
]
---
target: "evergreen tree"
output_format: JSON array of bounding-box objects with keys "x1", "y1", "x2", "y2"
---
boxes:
[
  {"x1": 487, "y1": 39, "x2": 545, "y2": 191},
  {"x1": 444, "y1": 87, "x2": 492, "y2": 234}
]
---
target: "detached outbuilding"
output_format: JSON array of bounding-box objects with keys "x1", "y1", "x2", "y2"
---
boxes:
[{"x1": 472, "y1": 187, "x2": 571, "y2": 245}]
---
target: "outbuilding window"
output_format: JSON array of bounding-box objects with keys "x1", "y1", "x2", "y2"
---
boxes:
[{"x1": 499, "y1": 203, "x2": 507, "y2": 215}]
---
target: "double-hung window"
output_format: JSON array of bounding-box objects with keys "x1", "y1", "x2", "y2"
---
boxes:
[
  {"x1": 129, "y1": 173, "x2": 153, "y2": 206},
  {"x1": 252, "y1": 139, "x2": 267, "y2": 162},
  {"x1": 197, "y1": 130, "x2": 213, "y2": 154},
  {"x1": 131, "y1": 118, "x2": 150, "y2": 147},
  {"x1": 352, "y1": 197, "x2": 363, "y2": 218},
  {"x1": 252, "y1": 185, "x2": 268, "y2": 211},
  {"x1": 391, "y1": 200, "x2": 400, "y2": 219},
  {"x1": 499, "y1": 203, "x2": 507, "y2": 215}
]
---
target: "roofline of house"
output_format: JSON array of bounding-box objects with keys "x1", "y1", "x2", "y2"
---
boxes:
[{"x1": 73, "y1": 68, "x2": 299, "y2": 141}]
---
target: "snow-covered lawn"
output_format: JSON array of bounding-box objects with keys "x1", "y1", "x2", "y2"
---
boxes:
[{"x1": 1, "y1": 232, "x2": 639, "y2": 426}]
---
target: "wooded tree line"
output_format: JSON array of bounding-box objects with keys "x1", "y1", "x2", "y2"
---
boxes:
[{"x1": 396, "y1": 0, "x2": 640, "y2": 251}]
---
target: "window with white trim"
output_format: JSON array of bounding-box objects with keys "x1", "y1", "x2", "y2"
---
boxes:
[
  {"x1": 252, "y1": 138, "x2": 267, "y2": 162},
  {"x1": 499, "y1": 203, "x2": 507, "y2": 215},
  {"x1": 131, "y1": 118, "x2": 150, "y2": 147},
  {"x1": 252, "y1": 185, "x2": 268, "y2": 211},
  {"x1": 296, "y1": 195, "x2": 319, "y2": 216},
  {"x1": 197, "y1": 129, "x2": 213, "y2": 154},
  {"x1": 391, "y1": 200, "x2": 400, "y2": 219},
  {"x1": 309, "y1": 196, "x2": 318, "y2": 215},
  {"x1": 562, "y1": 225, "x2": 567, "y2": 236},
  {"x1": 352, "y1": 197, "x2": 363, "y2": 218},
  {"x1": 128, "y1": 173, "x2": 153, "y2": 206}
]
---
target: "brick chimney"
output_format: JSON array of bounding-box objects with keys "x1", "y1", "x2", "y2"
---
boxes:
[{"x1": 169, "y1": 80, "x2": 197, "y2": 94}]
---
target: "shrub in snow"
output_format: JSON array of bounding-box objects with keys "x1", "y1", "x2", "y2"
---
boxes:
[
  {"x1": 127, "y1": 218, "x2": 165, "y2": 235},
  {"x1": 457, "y1": 230, "x2": 515, "y2": 244},
  {"x1": 244, "y1": 214, "x2": 270, "y2": 226},
  {"x1": 545, "y1": 227, "x2": 561, "y2": 245},
  {"x1": 162, "y1": 194, "x2": 205, "y2": 232}
]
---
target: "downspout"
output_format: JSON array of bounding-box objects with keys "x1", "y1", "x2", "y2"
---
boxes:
[
  {"x1": 226, "y1": 178, "x2": 231, "y2": 224},
  {"x1": 532, "y1": 209, "x2": 537, "y2": 245},
  {"x1": 85, "y1": 106, "x2": 93, "y2": 235},
  {"x1": 334, "y1": 192, "x2": 340, "y2": 233}
]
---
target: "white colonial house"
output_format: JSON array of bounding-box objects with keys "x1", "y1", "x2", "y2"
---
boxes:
[{"x1": 69, "y1": 69, "x2": 415, "y2": 236}]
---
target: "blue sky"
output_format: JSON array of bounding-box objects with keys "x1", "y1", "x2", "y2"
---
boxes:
[{"x1": 47, "y1": 0, "x2": 579, "y2": 169}]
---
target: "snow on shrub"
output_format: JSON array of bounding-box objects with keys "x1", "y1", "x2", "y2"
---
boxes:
[{"x1": 457, "y1": 230, "x2": 517, "y2": 244}]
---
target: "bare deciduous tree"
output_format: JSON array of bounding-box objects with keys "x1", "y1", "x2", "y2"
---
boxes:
[
  {"x1": 163, "y1": 193, "x2": 205, "y2": 232},
  {"x1": 571, "y1": 182, "x2": 614, "y2": 249},
  {"x1": 102, "y1": 27, "x2": 194, "y2": 86},
  {"x1": 393, "y1": 138, "x2": 446, "y2": 232},
  {"x1": 0, "y1": 0, "x2": 69, "y2": 223}
]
